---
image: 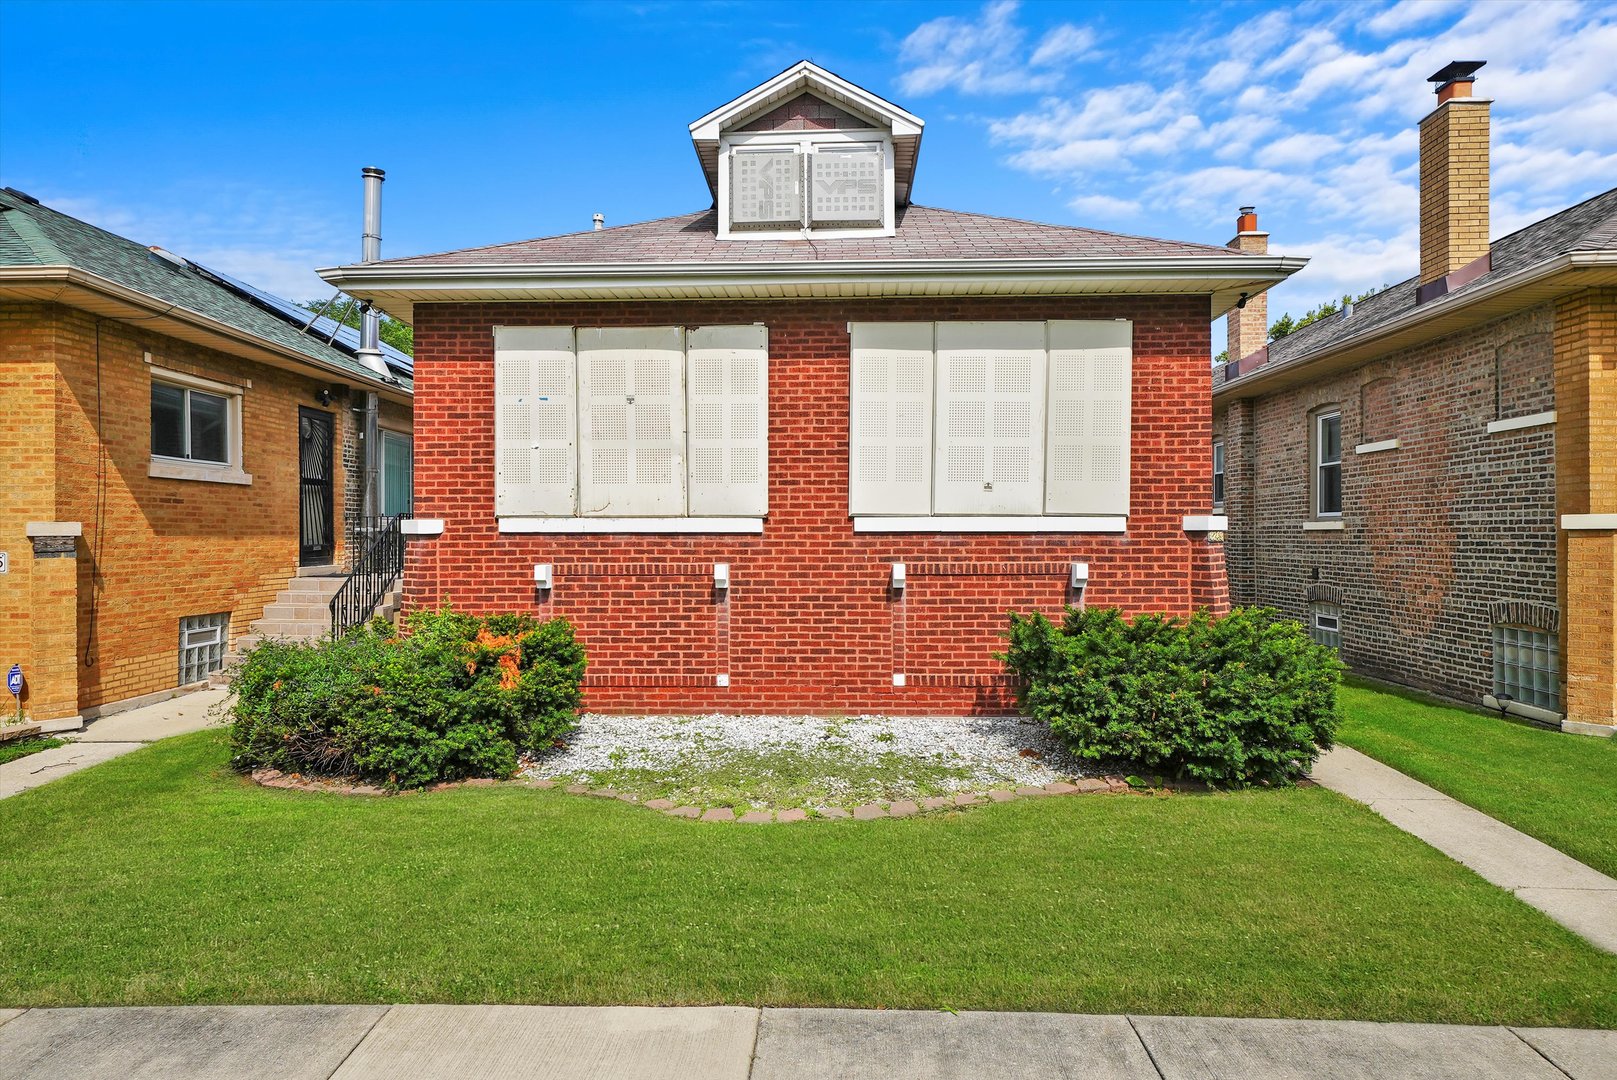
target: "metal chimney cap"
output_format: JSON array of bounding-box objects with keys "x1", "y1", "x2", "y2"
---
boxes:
[
  {"x1": 1427, "y1": 60, "x2": 1485, "y2": 85},
  {"x1": 362, "y1": 166, "x2": 386, "y2": 179}
]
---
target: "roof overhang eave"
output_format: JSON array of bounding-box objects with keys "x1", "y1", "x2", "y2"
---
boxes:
[
  {"x1": 0, "y1": 265, "x2": 410, "y2": 400},
  {"x1": 1213, "y1": 251, "x2": 1617, "y2": 402},
  {"x1": 319, "y1": 255, "x2": 1308, "y2": 319}
]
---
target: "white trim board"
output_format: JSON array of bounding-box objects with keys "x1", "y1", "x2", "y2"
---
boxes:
[
  {"x1": 498, "y1": 517, "x2": 765, "y2": 535},
  {"x1": 852, "y1": 516, "x2": 1126, "y2": 534},
  {"x1": 1487, "y1": 410, "x2": 1556, "y2": 434}
]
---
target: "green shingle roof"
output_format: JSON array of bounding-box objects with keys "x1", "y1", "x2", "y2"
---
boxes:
[{"x1": 0, "y1": 187, "x2": 410, "y2": 392}]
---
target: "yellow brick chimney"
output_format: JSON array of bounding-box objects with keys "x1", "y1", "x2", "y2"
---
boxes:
[{"x1": 1419, "y1": 61, "x2": 1490, "y2": 288}]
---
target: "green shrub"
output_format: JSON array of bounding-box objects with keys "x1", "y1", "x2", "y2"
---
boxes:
[
  {"x1": 229, "y1": 609, "x2": 586, "y2": 788},
  {"x1": 1003, "y1": 606, "x2": 1341, "y2": 787}
]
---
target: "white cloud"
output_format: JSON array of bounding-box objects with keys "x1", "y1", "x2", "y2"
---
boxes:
[
  {"x1": 1030, "y1": 24, "x2": 1097, "y2": 67},
  {"x1": 1067, "y1": 193, "x2": 1142, "y2": 218},
  {"x1": 898, "y1": 0, "x2": 1099, "y2": 95},
  {"x1": 931, "y1": 0, "x2": 1617, "y2": 323},
  {"x1": 1366, "y1": 0, "x2": 1464, "y2": 36}
]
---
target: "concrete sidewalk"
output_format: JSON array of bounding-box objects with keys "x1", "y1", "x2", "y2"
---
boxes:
[
  {"x1": 0, "y1": 687, "x2": 225, "y2": 800},
  {"x1": 1311, "y1": 745, "x2": 1617, "y2": 954},
  {"x1": 0, "y1": 1005, "x2": 1611, "y2": 1079}
]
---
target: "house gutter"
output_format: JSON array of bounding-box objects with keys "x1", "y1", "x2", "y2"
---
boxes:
[
  {"x1": 0, "y1": 265, "x2": 407, "y2": 398},
  {"x1": 1215, "y1": 250, "x2": 1617, "y2": 400},
  {"x1": 318, "y1": 254, "x2": 1308, "y2": 308}
]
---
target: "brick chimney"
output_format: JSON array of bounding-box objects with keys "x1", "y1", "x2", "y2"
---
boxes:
[
  {"x1": 1419, "y1": 61, "x2": 1490, "y2": 289},
  {"x1": 1226, "y1": 206, "x2": 1268, "y2": 361}
]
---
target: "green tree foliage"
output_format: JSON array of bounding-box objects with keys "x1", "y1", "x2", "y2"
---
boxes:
[
  {"x1": 300, "y1": 295, "x2": 415, "y2": 356},
  {"x1": 1269, "y1": 286, "x2": 1383, "y2": 342}
]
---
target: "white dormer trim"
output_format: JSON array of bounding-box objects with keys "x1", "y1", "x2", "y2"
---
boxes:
[
  {"x1": 688, "y1": 60, "x2": 923, "y2": 143},
  {"x1": 717, "y1": 130, "x2": 897, "y2": 241}
]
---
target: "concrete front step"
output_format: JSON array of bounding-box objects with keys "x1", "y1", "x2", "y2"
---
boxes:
[
  {"x1": 250, "y1": 619, "x2": 328, "y2": 637},
  {"x1": 284, "y1": 579, "x2": 348, "y2": 598},
  {"x1": 259, "y1": 602, "x2": 336, "y2": 622}
]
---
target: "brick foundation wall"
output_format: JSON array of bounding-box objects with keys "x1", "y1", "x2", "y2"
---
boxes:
[
  {"x1": 1215, "y1": 304, "x2": 1559, "y2": 706},
  {"x1": 407, "y1": 295, "x2": 1226, "y2": 715},
  {"x1": 0, "y1": 302, "x2": 374, "y2": 713}
]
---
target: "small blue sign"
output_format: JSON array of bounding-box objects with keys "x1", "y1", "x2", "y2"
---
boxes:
[{"x1": 6, "y1": 665, "x2": 20, "y2": 697}]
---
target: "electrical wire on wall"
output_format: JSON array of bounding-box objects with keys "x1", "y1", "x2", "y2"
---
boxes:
[{"x1": 83, "y1": 307, "x2": 174, "y2": 670}]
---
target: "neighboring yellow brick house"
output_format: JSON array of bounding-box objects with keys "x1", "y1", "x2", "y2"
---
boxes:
[
  {"x1": 1213, "y1": 63, "x2": 1617, "y2": 736},
  {"x1": 0, "y1": 187, "x2": 413, "y2": 724}
]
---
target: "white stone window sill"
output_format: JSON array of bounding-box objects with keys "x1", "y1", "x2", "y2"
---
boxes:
[
  {"x1": 499, "y1": 517, "x2": 764, "y2": 535},
  {"x1": 148, "y1": 458, "x2": 252, "y2": 486},
  {"x1": 1302, "y1": 520, "x2": 1345, "y2": 531},
  {"x1": 1182, "y1": 515, "x2": 1228, "y2": 532},
  {"x1": 852, "y1": 515, "x2": 1126, "y2": 534},
  {"x1": 1482, "y1": 694, "x2": 1563, "y2": 727},
  {"x1": 1562, "y1": 514, "x2": 1617, "y2": 531},
  {"x1": 1354, "y1": 439, "x2": 1402, "y2": 454},
  {"x1": 1487, "y1": 410, "x2": 1556, "y2": 434},
  {"x1": 401, "y1": 519, "x2": 445, "y2": 537}
]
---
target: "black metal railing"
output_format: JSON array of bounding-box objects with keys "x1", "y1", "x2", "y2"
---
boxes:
[{"x1": 329, "y1": 514, "x2": 406, "y2": 638}]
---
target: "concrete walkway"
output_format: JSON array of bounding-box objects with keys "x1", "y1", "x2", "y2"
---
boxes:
[
  {"x1": 1311, "y1": 745, "x2": 1617, "y2": 954},
  {"x1": 0, "y1": 1005, "x2": 1611, "y2": 1079},
  {"x1": 0, "y1": 687, "x2": 225, "y2": 800}
]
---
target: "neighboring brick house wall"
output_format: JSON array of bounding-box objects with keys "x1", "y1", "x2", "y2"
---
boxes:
[
  {"x1": 1215, "y1": 304, "x2": 1559, "y2": 705},
  {"x1": 0, "y1": 301, "x2": 360, "y2": 715},
  {"x1": 405, "y1": 294, "x2": 1227, "y2": 715},
  {"x1": 1555, "y1": 287, "x2": 1617, "y2": 730}
]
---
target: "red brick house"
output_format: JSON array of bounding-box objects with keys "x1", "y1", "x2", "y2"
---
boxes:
[
  {"x1": 1213, "y1": 63, "x2": 1617, "y2": 736},
  {"x1": 322, "y1": 62, "x2": 1302, "y2": 714}
]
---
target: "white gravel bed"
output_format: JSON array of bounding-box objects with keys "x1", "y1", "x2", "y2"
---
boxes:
[{"x1": 522, "y1": 712, "x2": 1099, "y2": 793}]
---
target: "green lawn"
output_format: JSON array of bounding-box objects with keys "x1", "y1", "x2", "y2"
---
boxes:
[
  {"x1": 1, "y1": 730, "x2": 1613, "y2": 1025},
  {"x1": 1337, "y1": 677, "x2": 1617, "y2": 878}
]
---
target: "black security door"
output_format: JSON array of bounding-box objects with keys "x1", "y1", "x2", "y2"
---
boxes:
[{"x1": 298, "y1": 407, "x2": 335, "y2": 566}]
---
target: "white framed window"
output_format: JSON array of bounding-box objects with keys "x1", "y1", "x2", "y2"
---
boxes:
[
  {"x1": 849, "y1": 320, "x2": 1131, "y2": 530},
  {"x1": 148, "y1": 368, "x2": 251, "y2": 485},
  {"x1": 1212, "y1": 439, "x2": 1226, "y2": 509},
  {"x1": 1313, "y1": 410, "x2": 1342, "y2": 517},
  {"x1": 380, "y1": 430, "x2": 413, "y2": 517},
  {"x1": 719, "y1": 131, "x2": 895, "y2": 240},
  {"x1": 1492, "y1": 625, "x2": 1560, "y2": 713},
  {"x1": 178, "y1": 611, "x2": 229, "y2": 685},
  {"x1": 493, "y1": 324, "x2": 767, "y2": 530},
  {"x1": 1308, "y1": 603, "x2": 1341, "y2": 650}
]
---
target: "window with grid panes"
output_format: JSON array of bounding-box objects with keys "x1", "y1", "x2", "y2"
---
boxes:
[
  {"x1": 1492, "y1": 624, "x2": 1560, "y2": 711},
  {"x1": 1308, "y1": 603, "x2": 1341, "y2": 650},
  {"x1": 178, "y1": 612, "x2": 230, "y2": 685}
]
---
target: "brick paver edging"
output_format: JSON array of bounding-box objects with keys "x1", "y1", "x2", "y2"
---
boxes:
[{"x1": 250, "y1": 768, "x2": 1136, "y2": 819}]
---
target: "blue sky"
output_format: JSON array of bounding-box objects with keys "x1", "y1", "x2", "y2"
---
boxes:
[{"x1": 2, "y1": 0, "x2": 1614, "y2": 332}]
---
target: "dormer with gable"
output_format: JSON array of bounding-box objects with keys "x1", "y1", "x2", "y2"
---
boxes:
[{"x1": 688, "y1": 61, "x2": 923, "y2": 240}]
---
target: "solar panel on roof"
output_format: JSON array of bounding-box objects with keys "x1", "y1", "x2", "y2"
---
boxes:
[{"x1": 188, "y1": 260, "x2": 413, "y2": 375}]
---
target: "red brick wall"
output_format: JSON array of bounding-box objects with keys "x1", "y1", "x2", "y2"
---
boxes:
[{"x1": 408, "y1": 295, "x2": 1226, "y2": 714}]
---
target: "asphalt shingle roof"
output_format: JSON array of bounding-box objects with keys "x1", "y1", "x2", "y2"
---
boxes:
[
  {"x1": 0, "y1": 188, "x2": 411, "y2": 390},
  {"x1": 1263, "y1": 186, "x2": 1617, "y2": 368},
  {"x1": 376, "y1": 204, "x2": 1242, "y2": 267}
]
